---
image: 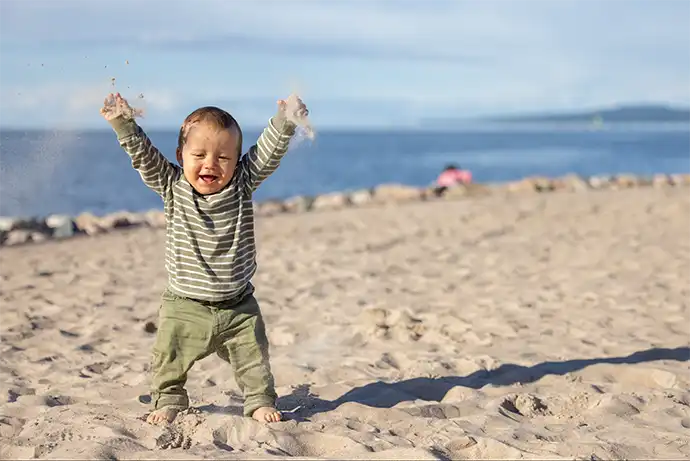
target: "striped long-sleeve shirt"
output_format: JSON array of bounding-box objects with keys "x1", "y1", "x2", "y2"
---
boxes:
[{"x1": 109, "y1": 114, "x2": 295, "y2": 302}]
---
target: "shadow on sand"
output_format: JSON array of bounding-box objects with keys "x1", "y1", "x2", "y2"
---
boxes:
[{"x1": 276, "y1": 346, "x2": 689, "y2": 419}]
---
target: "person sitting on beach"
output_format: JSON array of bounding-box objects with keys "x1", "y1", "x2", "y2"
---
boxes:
[
  {"x1": 433, "y1": 164, "x2": 472, "y2": 195},
  {"x1": 100, "y1": 92, "x2": 308, "y2": 425}
]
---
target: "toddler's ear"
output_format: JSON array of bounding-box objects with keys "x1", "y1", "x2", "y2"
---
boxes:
[{"x1": 176, "y1": 147, "x2": 183, "y2": 166}]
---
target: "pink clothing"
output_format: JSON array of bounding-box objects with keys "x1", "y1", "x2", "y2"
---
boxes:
[{"x1": 436, "y1": 169, "x2": 472, "y2": 187}]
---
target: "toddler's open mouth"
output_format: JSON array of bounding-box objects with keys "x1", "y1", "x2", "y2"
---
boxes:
[{"x1": 199, "y1": 175, "x2": 218, "y2": 184}]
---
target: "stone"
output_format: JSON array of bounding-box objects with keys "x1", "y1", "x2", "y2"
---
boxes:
[
  {"x1": 311, "y1": 192, "x2": 350, "y2": 211},
  {"x1": 670, "y1": 173, "x2": 690, "y2": 186},
  {"x1": 636, "y1": 176, "x2": 653, "y2": 187},
  {"x1": 74, "y1": 213, "x2": 106, "y2": 236},
  {"x1": 505, "y1": 177, "x2": 551, "y2": 193},
  {"x1": 532, "y1": 176, "x2": 554, "y2": 192},
  {"x1": 0, "y1": 217, "x2": 17, "y2": 232},
  {"x1": 349, "y1": 189, "x2": 374, "y2": 206},
  {"x1": 45, "y1": 214, "x2": 76, "y2": 238},
  {"x1": 144, "y1": 210, "x2": 166, "y2": 228},
  {"x1": 4, "y1": 230, "x2": 34, "y2": 246},
  {"x1": 255, "y1": 200, "x2": 285, "y2": 216},
  {"x1": 0, "y1": 217, "x2": 49, "y2": 233},
  {"x1": 373, "y1": 184, "x2": 425, "y2": 203},
  {"x1": 554, "y1": 173, "x2": 589, "y2": 192},
  {"x1": 588, "y1": 175, "x2": 612, "y2": 189},
  {"x1": 503, "y1": 179, "x2": 525, "y2": 193},
  {"x1": 612, "y1": 174, "x2": 638, "y2": 188},
  {"x1": 99, "y1": 211, "x2": 145, "y2": 230},
  {"x1": 283, "y1": 195, "x2": 313, "y2": 213}
]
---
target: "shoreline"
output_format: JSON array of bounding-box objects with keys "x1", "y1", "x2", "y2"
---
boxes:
[{"x1": 1, "y1": 172, "x2": 688, "y2": 247}]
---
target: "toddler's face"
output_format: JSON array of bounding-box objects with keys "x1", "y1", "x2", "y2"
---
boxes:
[{"x1": 177, "y1": 122, "x2": 240, "y2": 195}]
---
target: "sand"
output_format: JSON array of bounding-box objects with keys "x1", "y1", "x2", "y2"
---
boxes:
[{"x1": 1, "y1": 187, "x2": 689, "y2": 460}]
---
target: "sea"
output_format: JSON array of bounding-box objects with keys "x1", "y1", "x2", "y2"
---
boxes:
[{"x1": 0, "y1": 123, "x2": 688, "y2": 218}]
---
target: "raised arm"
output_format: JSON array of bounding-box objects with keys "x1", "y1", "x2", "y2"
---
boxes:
[
  {"x1": 102, "y1": 94, "x2": 179, "y2": 199},
  {"x1": 240, "y1": 111, "x2": 296, "y2": 193}
]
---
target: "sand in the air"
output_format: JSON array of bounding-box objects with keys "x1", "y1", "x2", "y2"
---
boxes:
[{"x1": 1, "y1": 187, "x2": 689, "y2": 460}]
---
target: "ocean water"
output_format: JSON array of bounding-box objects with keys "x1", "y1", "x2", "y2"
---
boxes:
[{"x1": 0, "y1": 124, "x2": 688, "y2": 218}]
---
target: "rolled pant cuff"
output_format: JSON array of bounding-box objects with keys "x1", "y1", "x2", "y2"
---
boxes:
[
  {"x1": 153, "y1": 394, "x2": 190, "y2": 410},
  {"x1": 244, "y1": 396, "x2": 277, "y2": 417}
]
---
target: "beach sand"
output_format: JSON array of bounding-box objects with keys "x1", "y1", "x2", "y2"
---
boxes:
[{"x1": 1, "y1": 187, "x2": 689, "y2": 460}]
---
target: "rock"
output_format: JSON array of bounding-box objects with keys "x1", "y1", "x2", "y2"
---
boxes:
[
  {"x1": 283, "y1": 195, "x2": 313, "y2": 213},
  {"x1": 612, "y1": 174, "x2": 638, "y2": 188},
  {"x1": 505, "y1": 177, "x2": 551, "y2": 193},
  {"x1": 99, "y1": 211, "x2": 145, "y2": 230},
  {"x1": 0, "y1": 217, "x2": 51, "y2": 245},
  {"x1": 553, "y1": 174, "x2": 589, "y2": 192},
  {"x1": 31, "y1": 232, "x2": 48, "y2": 243},
  {"x1": 45, "y1": 214, "x2": 76, "y2": 238},
  {"x1": 533, "y1": 177, "x2": 554, "y2": 192},
  {"x1": 588, "y1": 175, "x2": 612, "y2": 189},
  {"x1": 670, "y1": 173, "x2": 690, "y2": 186},
  {"x1": 373, "y1": 184, "x2": 425, "y2": 203},
  {"x1": 0, "y1": 217, "x2": 16, "y2": 232},
  {"x1": 311, "y1": 192, "x2": 350, "y2": 211},
  {"x1": 4, "y1": 230, "x2": 40, "y2": 246},
  {"x1": 349, "y1": 189, "x2": 374, "y2": 206},
  {"x1": 74, "y1": 213, "x2": 106, "y2": 236},
  {"x1": 636, "y1": 176, "x2": 653, "y2": 187},
  {"x1": 144, "y1": 210, "x2": 166, "y2": 228},
  {"x1": 255, "y1": 200, "x2": 285, "y2": 216},
  {"x1": 652, "y1": 174, "x2": 671, "y2": 188},
  {"x1": 0, "y1": 217, "x2": 49, "y2": 233},
  {"x1": 503, "y1": 179, "x2": 527, "y2": 193}
]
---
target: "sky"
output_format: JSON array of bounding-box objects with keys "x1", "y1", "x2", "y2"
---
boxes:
[{"x1": 1, "y1": 0, "x2": 689, "y2": 129}]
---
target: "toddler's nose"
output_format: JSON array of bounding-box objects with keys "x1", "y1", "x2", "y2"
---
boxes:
[{"x1": 203, "y1": 157, "x2": 219, "y2": 169}]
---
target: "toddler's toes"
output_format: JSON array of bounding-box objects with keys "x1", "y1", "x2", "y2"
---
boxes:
[
  {"x1": 145, "y1": 407, "x2": 180, "y2": 425},
  {"x1": 252, "y1": 407, "x2": 282, "y2": 423}
]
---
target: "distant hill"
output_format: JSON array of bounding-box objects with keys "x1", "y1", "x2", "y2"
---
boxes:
[
  {"x1": 484, "y1": 105, "x2": 690, "y2": 123},
  {"x1": 420, "y1": 105, "x2": 690, "y2": 127}
]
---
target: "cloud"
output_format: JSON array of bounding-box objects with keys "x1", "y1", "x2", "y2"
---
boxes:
[
  {"x1": 4, "y1": 0, "x2": 677, "y2": 63},
  {"x1": 1, "y1": 0, "x2": 688, "y2": 128},
  {"x1": 0, "y1": 81, "x2": 179, "y2": 128}
]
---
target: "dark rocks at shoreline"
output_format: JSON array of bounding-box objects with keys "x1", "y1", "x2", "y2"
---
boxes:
[{"x1": 1, "y1": 173, "x2": 688, "y2": 247}]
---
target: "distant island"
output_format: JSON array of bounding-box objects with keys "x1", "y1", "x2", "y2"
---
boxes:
[
  {"x1": 420, "y1": 104, "x2": 690, "y2": 127},
  {"x1": 484, "y1": 105, "x2": 690, "y2": 124}
]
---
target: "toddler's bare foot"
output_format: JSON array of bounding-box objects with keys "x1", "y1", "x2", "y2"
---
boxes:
[
  {"x1": 146, "y1": 407, "x2": 181, "y2": 425},
  {"x1": 252, "y1": 406, "x2": 282, "y2": 423}
]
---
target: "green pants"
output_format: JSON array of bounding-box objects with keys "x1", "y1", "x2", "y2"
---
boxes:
[{"x1": 150, "y1": 287, "x2": 277, "y2": 417}]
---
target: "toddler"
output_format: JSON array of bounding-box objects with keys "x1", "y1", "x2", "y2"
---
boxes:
[{"x1": 100, "y1": 92, "x2": 308, "y2": 424}]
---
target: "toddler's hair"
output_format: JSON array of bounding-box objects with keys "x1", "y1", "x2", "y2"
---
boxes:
[{"x1": 177, "y1": 106, "x2": 243, "y2": 154}]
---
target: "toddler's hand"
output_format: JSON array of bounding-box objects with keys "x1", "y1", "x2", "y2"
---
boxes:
[
  {"x1": 277, "y1": 94, "x2": 309, "y2": 120},
  {"x1": 100, "y1": 92, "x2": 143, "y2": 121}
]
